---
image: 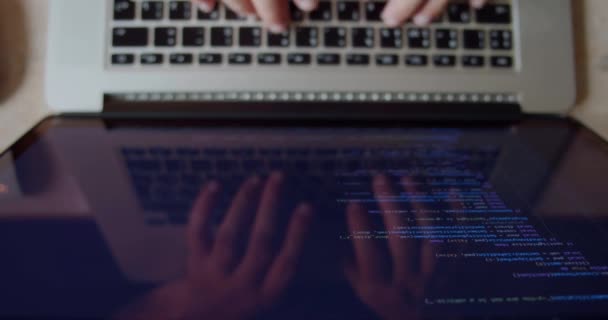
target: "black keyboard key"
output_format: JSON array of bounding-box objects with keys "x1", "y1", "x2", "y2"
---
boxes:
[
  {"x1": 114, "y1": 0, "x2": 135, "y2": 20},
  {"x1": 211, "y1": 27, "x2": 234, "y2": 47},
  {"x1": 239, "y1": 27, "x2": 262, "y2": 47},
  {"x1": 288, "y1": 53, "x2": 312, "y2": 65},
  {"x1": 197, "y1": 3, "x2": 220, "y2": 20},
  {"x1": 463, "y1": 29, "x2": 485, "y2": 49},
  {"x1": 268, "y1": 31, "x2": 290, "y2": 47},
  {"x1": 199, "y1": 53, "x2": 223, "y2": 64},
  {"x1": 170, "y1": 53, "x2": 193, "y2": 65},
  {"x1": 491, "y1": 56, "x2": 513, "y2": 68},
  {"x1": 376, "y1": 54, "x2": 398, "y2": 66},
  {"x1": 317, "y1": 53, "x2": 341, "y2": 65},
  {"x1": 141, "y1": 1, "x2": 164, "y2": 20},
  {"x1": 433, "y1": 55, "x2": 456, "y2": 67},
  {"x1": 380, "y1": 28, "x2": 402, "y2": 48},
  {"x1": 447, "y1": 3, "x2": 471, "y2": 23},
  {"x1": 365, "y1": 1, "x2": 386, "y2": 21},
  {"x1": 169, "y1": 1, "x2": 192, "y2": 20},
  {"x1": 113, "y1": 27, "x2": 148, "y2": 47},
  {"x1": 476, "y1": 4, "x2": 511, "y2": 24},
  {"x1": 310, "y1": 1, "x2": 332, "y2": 21},
  {"x1": 289, "y1": 2, "x2": 304, "y2": 21},
  {"x1": 352, "y1": 27, "x2": 374, "y2": 48},
  {"x1": 141, "y1": 53, "x2": 164, "y2": 65},
  {"x1": 296, "y1": 27, "x2": 319, "y2": 47},
  {"x1": 111, "y1": 54, "x2": 135, "y2": 65},
  {"x1": 490, "y1": 30, "x2": 512, "y2": 50},
  {"x1": 226, "y1": 6, "x2": 245, "y2": 20},
  {"x1": 337, "y1": 1, "x2": 360, "y2": 21},
  {"x1": 462, "y1": 55, "x2": 485, "y2": 67},
  {"x1": 407, "y1": 28, "x2": 430, "y2": 49},
  {"x1": 405, "y1": 54, "x2": 428, "y2": 66},
  {"x1": 228, "y1": 53, "x2": 252, "y2": 65},
  {"x1": 435, "y1": 28, "x2": 458, "y2": 49},
  {"x1": 324, "y1": 27, "x2": 347, "y2": 48},
  {"x1": 258, "y1": 53, "x2": 282, "y2": 65},
  {"x1": 154, "y1": 27, "x2": 177, "y2": 46},
  {"x1": 346, "y1": 54, "x2": 370, "y2": 66},
  {"x1": 183, "y1": 27, "x2": 205, "y2": 46}
]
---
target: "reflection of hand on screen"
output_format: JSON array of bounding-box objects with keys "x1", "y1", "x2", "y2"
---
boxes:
[
  {"x1": 343, "y1": 175, "x2": 437, "y2": 320},
  {"x1": 114, "y1": 173, "x2": 313, "y2": 320}
]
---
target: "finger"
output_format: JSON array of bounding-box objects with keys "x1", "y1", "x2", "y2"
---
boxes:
[
  {"x1": 412, "y1": 0, "x2": 449, "y2": 26},
  {"x1": 239, "y1": 172, "x2": 285, "y2": 277},
  {"x1": 251, "y1": 0, "x2": 290, "y2": 33},
  {"x1": 470, "y1": 0, "x2": 487, "y2": 9},
  {"x1": 373, "y1": 175, "x2": 414, "y2": 279},
  {"x1": 223, "y1": 0, "x2": 256, "y2": 17},
  {"x1": 261, "y1": 203, "x2": 313, "y2": 302},
  {"x1": 294, "y1": 0, "x2": 319, "y2": 12},
  {"x1": 193, "y1": 0, "x2": 217, "y2": 13},
  {"x1": 346, "y1": 202, "x2": 385, "y2": 281},
  {"x1": 187, "y1": 181, "x2": 221, "y2": 255},
  {"x1": 213, "y1": 176, "x2": 262, "y2": 271},
  {"x1": 382, "y1": 0, "x2": 425, "y2": 27}
]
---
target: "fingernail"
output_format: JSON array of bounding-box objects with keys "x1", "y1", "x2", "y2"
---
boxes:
[
  {"x1": 471, "y1": 0, "x2": 485, "y2": 9},
  {"x1": 250, "y1": 175, "x2": 261, "y2": 185},
  {"x1": 270, "y1": 171, "x2": 284, "y2": 183},
  {"x1": 207, "y1": 181, "x2": 219, "y2": 192},
  {"x1": 268, "y1": 23, "x2": 287, "y2": 34},
  {"x1": 413, "y1": 14, "x2": 430, "y2": 26},
  {"x1": 382, "y1": 13, "x2": 400, "y2": 27},
  {"x1": 196, "y1": 1, "x2": 212, "y2": 12},
  {"x1": 296, "y1": 0, "x2": 316, "y2": 11}
]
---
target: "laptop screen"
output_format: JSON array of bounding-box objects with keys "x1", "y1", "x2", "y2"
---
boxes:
[{"x1": 1, "y1": 116, "x2": 608, "y2": 320}]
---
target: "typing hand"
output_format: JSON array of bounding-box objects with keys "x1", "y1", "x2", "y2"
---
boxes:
[
  {"x1": 193, "y1": 0, "x2": 487, "y2": 32},
  {"x1": 343, "y1": 174, "x2": 436, "y2": 320},
  {"x1": 114, "y1": 173, "x2": 313, "y2": 320}
]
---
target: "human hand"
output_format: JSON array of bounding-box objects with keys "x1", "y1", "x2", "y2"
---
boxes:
[
  {"x1": 344, "y1": 174, "x2": 436, "y2": 320},
  {"x1": 192, "y1": 0, "x2": 488, "y2": 32}
]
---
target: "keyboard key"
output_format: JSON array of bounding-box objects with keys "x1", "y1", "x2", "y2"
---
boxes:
[
  {"x1": 258, "y1": 53, "x2": 282, "y2": 65},
  {"x1": 296, "y1": 27, "x2": 319, "y2": 47},
  {"x1": 228, "y1": 53, "x2": 252, "y2": 65},
  {"x1": 447, "y1": 3, "x2": 471, "y2": 23},
  {"x1": 170, "y1": 53, "x2": 193, "y2": 65},
  {"x1": 288, "y1": 53, "x2": 312, "y2": 65},
  {"x1": 337, "y1": 1, "x2": 360, "y2": 21},
  {"x1": 226, "y1": 6, "x2": 245, "y2": 20},
  {"x1": 197, "y1": 3, "x2": 220, "y2": 20},
  {"x1": 324, "y1": 27, "x2": 347, "y2": 48},
  {"x1": 183, "y1": 27, "x2": 205, "y2": 46},
  {"x1": 169, "y1": 1, "x2": 192, "y2": 20},
  {"x1": 435, "y1": 29, "x2": 458, "y2": 49},
  {"x1": 268, "y1": 31, "x2": 290, "y2": 47},
  {"x1": 317, "y1": 53, "x2": 341, "y2": 65},
  {"x1": 141, "y1": 1, "x2": 164, "y2": 20},
  {"x1": 352, "y1": 27, "x2": 374, "y2": 48},
  {"x1": 380, "y1": 28, "x2": 403, "y2": 48},
  {"x1": 289, "y1": 2, "x2": 304, "y2": 21},
  {"x1": 463, "y1": 29, "x2": 485, "y2": 49},
  {"x1": 111, "y1": 53, "x2": 135, "y2": 65},
  {"x1": 346, "y1": 54, "x2": 370, "y2": 65},
  {"x1": 433, "y1": 55, "x2": 456, "y2": 67},
  {"x1": 211, "y1": 27, "x2": 234, "y2": 47},
  {"x1": 405, "y1": 54, "x2": 428, "y2": 66},
  {"x1": 365, "y1": 1, "x2": 386, "y2": 21},
  {"x1": 199, "y1": 53, "x2": 223, "y2": 64},
  {"x1": 476, "y1": 4, "x2": 511, "y2": 24},
  {"x1": 376, "y1": 54, "x2": 398, "y2": 66},
  {"x1": 141, "y1": 53, "x2": 164, "y2": 65},
  {"x1": 113, "y1": 27, "x2": 148, "y2": 47},
  {"x1": 310, "y1": 1, "x2": 332, "y2": 21},
  {"x1": 114, "y1": 0, "x2": 135, "y2": 20},
  {"x1": 462, "y1": 55, "x2": 485, "y2": 67},
  {"x1": 407, "y1": 28, "x2": 430, "y2": 49},
  {"x1": 239, "y1": 27, "x2": 262, "y2": 47},
  {"x1": 490, "y1": 30, "x2": 512, "y2": 50},
  {"x1": 491, "y1": 56, "x2": 513, "y2": 68}
]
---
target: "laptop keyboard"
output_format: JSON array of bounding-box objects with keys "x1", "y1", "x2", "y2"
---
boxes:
[{"x1": 109, "y1": 0, "x2": 515, "y2": 69}]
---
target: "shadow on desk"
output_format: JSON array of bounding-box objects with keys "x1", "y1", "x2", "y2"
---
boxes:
[{"x1": 0, "y1": 0, "x2": 27, "y2": 104}]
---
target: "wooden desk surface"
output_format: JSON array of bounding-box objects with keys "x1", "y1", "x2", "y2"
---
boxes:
[{"x1": 1, "y1": 0, "x2": 607, "y2": 151}]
